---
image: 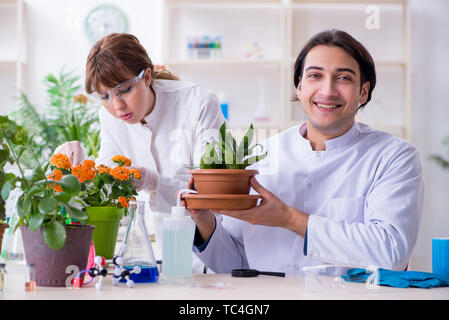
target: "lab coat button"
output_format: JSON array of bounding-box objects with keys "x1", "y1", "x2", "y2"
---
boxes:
[
  {"x1": 316, "y1": 152, "x2": 321, "y2": 157},
  {"x1": 294, "y1": 265, "x2": 299, "y2": 270},
  {"x1": 306, "y1": 183, "x2": 312, "y2": 188}
]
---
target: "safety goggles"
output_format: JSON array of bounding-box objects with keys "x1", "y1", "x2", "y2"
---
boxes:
[
  {"x1": 301, "y1": 264, "x2": 381, "y2": 293},
  {"x1": 96, "y1": 69, "x2": 145, "y2": 106}
]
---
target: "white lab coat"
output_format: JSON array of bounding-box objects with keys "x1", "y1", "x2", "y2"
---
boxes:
[
  {"x1": 194, "y1": 122, "x2": 424, "y2": 275},
  {"x1": 97, "y1": 79, "x2": 225, "y2": 273}
]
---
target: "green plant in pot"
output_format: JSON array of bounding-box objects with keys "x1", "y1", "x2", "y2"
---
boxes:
[
  {"x1": 49, "y1": 153, "x2": 140, "y2": 259},
  {"x1": 186, "y1": 122, "x2": 267, "y2": 210},
  {"x1": 9, "y1": 68, "x2": 100, "y2": 169},
  {"x1": 1, "y1": 115, "x2": 94, "y2": 287}
]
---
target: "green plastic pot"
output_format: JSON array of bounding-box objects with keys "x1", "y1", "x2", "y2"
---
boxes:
[{"x1": 85, "y1": 206, "x2": 124, "y2": 259}]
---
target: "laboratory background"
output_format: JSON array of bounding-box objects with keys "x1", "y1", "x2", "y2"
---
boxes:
[{"x1": 0, "y1": 0, "x2": 448, "y2": 274}]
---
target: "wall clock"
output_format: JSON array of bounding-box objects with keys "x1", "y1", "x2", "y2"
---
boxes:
[{"x1": 85, "y1": 5, "x2": 128, "y2": 43}]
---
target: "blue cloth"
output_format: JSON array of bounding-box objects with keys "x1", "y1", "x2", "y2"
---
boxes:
[{"x1": 342, "y1": 268, "x2": 449, "y2": 289}]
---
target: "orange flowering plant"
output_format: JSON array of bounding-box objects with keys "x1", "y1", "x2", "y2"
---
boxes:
[
  {"x1": 2, "y1": 116, "x2": 84, "y2": 250},
  {"x1": 48, "y1": 154, "x2": 140, "y2": 209}
]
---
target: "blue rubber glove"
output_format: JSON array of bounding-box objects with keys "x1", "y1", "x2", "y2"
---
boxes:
[{"x1": 341, "y1": 268, "x2": 449, "y2": 289}]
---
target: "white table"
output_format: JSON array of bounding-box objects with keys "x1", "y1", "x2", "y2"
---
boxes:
[{"x1": 1, "y1": 261, "x2": 448, "y2": 301}]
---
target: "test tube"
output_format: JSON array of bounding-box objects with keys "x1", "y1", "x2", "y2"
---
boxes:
[{"x1": 25, "y1": 263, "x2": 36, "y2": 291}]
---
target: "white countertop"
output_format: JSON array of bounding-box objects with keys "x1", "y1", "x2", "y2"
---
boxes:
[{"x1": 1, "y1": 261, "x2": 448, "y2": 300}]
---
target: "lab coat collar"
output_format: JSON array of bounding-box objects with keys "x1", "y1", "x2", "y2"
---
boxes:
[
  {"x1": 298, "y1": 121, "x2": 360, "y2": 152},
  {"x1": 141, "y1": 81, "x2": 163, "y2": 127}
]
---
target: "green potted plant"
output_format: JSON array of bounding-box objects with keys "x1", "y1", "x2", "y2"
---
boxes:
[
  {"x1": 1, "y1": 115, "x2": 94, "y2": 287},
  {"x1": 50, "y1": 153, "x2": 140, "y2": 259},
  {"x1": 9, "y1": 68, "x2": 100, "y2": 169},
  {"x1": 185, "y1": 122, "x2": 267, "y2": 210}
]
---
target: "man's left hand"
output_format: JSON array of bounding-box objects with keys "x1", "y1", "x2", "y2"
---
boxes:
[{"x1": 216, "y1": 177, "x2": 303, "y2": 231}]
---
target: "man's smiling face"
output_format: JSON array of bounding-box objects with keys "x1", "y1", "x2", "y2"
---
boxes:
[{"x1": 296, "y1": 45, "x2": 370, "y2": 139}]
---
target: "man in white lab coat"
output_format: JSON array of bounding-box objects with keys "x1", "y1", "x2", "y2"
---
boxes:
[{"x1": 188, "y1": 29, "x2": 424, "y2": 274}]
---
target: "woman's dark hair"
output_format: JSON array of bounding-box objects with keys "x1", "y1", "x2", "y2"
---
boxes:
[
  {"x1": 293, "y1": 29, "x2": 376, "y2": 109},
  {"x1": 85, "y1": 33, "x2": 179, "y2": 94}
]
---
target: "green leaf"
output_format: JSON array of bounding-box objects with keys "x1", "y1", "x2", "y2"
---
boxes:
[
  {"x1": 64, "y1": 205, "x2": 88, "y2": 221},
  {"x1": 1, "y1": 180, "x2": 12, "y2": 201},
  {"x1": 243, "y1": 151, "x2": 268, "y2": 168},
  {"x1": 54, "y1": 192, "x2": 73, "y2": 203},
  {"x1": 219, "y1": 122, "x2": 227, "y2": 144},
  {"x1": 57, "y1": 174, "x2": 81, "y2": 194},
  {"x1": 28, "y1": 212, "x2": 44, "y2": 231},
  {"x1": 43, "y1": 220, "x2": 66, "y2": 250},
  {"x1": 0, "y1": 149, "x2": 9, "y2": 164},
  {"x1": 236, "y1": 124, "x2": 254, "y2": 163},
  {"x1": 17, "y1": 195, "x2": 31, "y2": 217},
  {"x1": 38, "y1": 197, "x2": 58, "y2": 214}
]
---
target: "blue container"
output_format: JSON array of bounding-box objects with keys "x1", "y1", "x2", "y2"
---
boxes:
[
  {"x1": 220, "y1": 102, "x2": 228, "y2": 120},
  {"x1": 118, "y1": 265, "x2": 159, "y2": 283},
  {"x1": 432, "y1": 238, "x2": 449, "y2": 276}
]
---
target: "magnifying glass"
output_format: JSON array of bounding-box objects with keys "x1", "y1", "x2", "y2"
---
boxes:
[{"x1": 231, "y1": 269, "x2": 285, "y2": 277}]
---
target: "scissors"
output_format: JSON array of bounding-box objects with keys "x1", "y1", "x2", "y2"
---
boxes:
[{"x1": 231, "y1": 269, "x2": 285, "y2": 277}]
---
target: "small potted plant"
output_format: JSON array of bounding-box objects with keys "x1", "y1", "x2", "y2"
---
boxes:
[
  {"x1": 185, "y1": 122, "x2": 267, "y2": 210},
  {"x1": 50, "y1": 153, "x2": 141, "y2": 259},
  {"x1": 1, "y1": 115, "x2": 94, "y2": 287},
  {"x1": 190, "y1": 122, "x2": 267, "y2": 194}
]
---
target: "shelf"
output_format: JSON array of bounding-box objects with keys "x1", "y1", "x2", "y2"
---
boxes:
[
  {"x1": 163, "y1": 0, "x2": 410, "y2": 139},
  {"x1": 166, "y1": 59, "x2": 282, "y2": 66}
]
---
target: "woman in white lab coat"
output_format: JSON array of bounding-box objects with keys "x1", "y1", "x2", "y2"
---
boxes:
[{"x1": 56, "y1": 33, "x2": 225, "y2": 273}]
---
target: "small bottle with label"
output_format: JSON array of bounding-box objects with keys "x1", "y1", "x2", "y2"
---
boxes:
[
  {"x1": 0, "y1": 263, "x2": 6, "y2": 292},
  {"x1": 25, "y1": 263, "x2": 36, "y2": 291}
]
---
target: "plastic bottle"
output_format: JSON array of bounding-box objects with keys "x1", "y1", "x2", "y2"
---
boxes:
[
  {"x1": 162, "y1": 189, "x2": 197, "y2": 279},
  {"x1": 25, "y1": 263, "x2": 36, "y2": 292}
]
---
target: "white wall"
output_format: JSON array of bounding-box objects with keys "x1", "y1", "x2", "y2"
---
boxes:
[
  {"x1": 2, "y1": 0, "x2": 448, "y2": 272},
  {"x1": 409, "y1": 0, "x2": 449, "y2": 272},
  {"x1": 22, "y1": 0, "x2": 163, "y2": 108}
]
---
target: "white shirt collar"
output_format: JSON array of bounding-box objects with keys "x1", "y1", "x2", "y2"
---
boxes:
[{"x1": 298, "y1": 121, "x2": 360, "y2": 151}]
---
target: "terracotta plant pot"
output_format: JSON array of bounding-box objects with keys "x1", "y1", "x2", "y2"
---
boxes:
[
  {"x1": 0, "y1": 223, "x2": 8, "y2": 255},
  {"x1": 189, "y1": 169, "x2": 258, "y2": 194},
  {"x1": 182, "y1": 194, "x2": 262, "y2": 210},
  {"x1": 21, "y1": 224, "x2": 94, "y2": 287}
]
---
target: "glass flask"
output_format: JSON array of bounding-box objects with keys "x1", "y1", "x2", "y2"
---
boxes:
[{"x1": 118, "y1": 200, "x2": 159, "y2": 283}]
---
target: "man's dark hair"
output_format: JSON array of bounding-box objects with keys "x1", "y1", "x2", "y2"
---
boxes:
[{"x1": 293, "y1": 29, "x2": 376, "y2": 109}]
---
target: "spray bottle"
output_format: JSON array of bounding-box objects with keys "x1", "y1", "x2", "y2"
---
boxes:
[{"x1": 162, "y1": 189, "x2": 197, "y2": 279}]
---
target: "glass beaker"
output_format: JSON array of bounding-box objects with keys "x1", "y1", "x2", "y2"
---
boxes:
[{"x1": 118, "y1": 201, "x2": 159, "y2": 283}]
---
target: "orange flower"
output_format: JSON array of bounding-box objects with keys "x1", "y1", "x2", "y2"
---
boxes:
[
  {"x1": 50, "y1": 153, "x2": 71, "y2": 170},
  {"x1": 82, "y1": 159, "x2": 96, "y2": 169},
  {"x1": 47, "y1": 169, "x2": 63, "y2": 181},
  {"x1": 52, "y1": 184, "x2": 63, "y2": 193},
  {"x1": 112, "y1": 155, "x2": 132, "y2": 167},
  {"x1": 72, "y1": 161, "x2": 95, "y2": 183},
  {"x1": 73, "y1": 94, "x2": 87, "y2": 104},
  {"x1": 118, "y1": 196, "x2": 129, "y2": 208},
  {"x1": 129, "y1": 168, "x2": 141, "y2": 179},
  {"x1": 46, "y1": 170, "x2": 63, "y2": 193},
  {"x1": 96, "y1": 164, "x2": 111, "y2": 175},
  {"x1": 111, "y1": 166, "x2": 130, "y2": 181}
]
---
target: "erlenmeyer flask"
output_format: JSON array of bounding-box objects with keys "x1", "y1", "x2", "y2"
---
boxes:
[{"x1": 118, "y1": 200, "x2": 159, "y2": 283}]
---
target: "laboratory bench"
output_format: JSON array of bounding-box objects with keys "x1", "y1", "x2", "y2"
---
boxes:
[{"x1": 1, "y1": 261, "x2": 448, "y2": 301}]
